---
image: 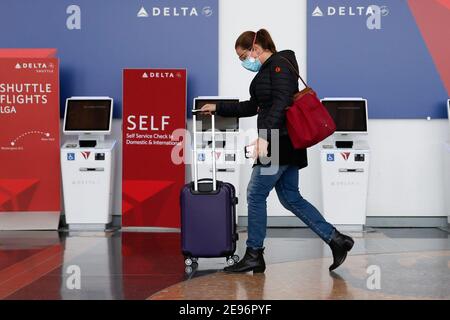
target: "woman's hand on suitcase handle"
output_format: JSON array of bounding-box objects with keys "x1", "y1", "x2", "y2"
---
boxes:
[
  {"x1": 199, "y1": 104, "x2": 216, "y2": 115},
  {"x1": 249, "y1": 138, "x2": 268, "y2": 159}
]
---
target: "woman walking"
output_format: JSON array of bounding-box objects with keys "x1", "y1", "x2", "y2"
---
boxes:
[{"x1": 200, "y1": 29, "x2": 354, "y2": 273}]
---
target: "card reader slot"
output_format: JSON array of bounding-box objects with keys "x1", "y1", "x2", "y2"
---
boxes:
[
  {"x1": 339, "y1": 168, "x2": 364, "y2": 173},
  {"x1": 209, "y1": 168, "x2": 235, "y2": 173},
  {"x1": 79, "y1": 168, "x2": 105, "y2": 172}
]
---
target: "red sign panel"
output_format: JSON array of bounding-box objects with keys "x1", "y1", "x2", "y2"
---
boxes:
[
  {"x1": 122, "y1": 69, "x2": 186, "y2": 228},
  {"x1": 0, "y1": 57, "x2": 60, "y2": 213}
]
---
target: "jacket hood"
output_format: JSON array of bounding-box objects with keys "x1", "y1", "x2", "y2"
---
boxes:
[
  {"x1": 277, "y1": 50, "x2": 296, "y2": 62},
  {"x1": 263, "y1": 50, "x2": 299, "y2": 73},
  {"x1": 276, "y1": 50, "x2": 299, "y2": 71}
]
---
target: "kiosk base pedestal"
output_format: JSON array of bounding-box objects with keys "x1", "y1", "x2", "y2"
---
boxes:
[
  {"x1": 320, "y1": 142, "x2": 370, "y2": 228},
  {"x1": 61, "y1": 140, "x2": 116, "y2": 230}
]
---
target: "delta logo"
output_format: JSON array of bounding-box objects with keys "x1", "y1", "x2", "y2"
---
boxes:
[
  {"x1": 312, "y1": 5, "x2": 389, "y2": 17},
  {"x1": 15, "y1": 62, "x2": 50, "y2": 69},
  {"x1": 81, "y1": 151, "x2": 91, "y2": 160},
  {"x1": 312, "y1": 4, "x2": 389, "y2": 30},
  {"x1": 14, "y1": 61, "x2": 54, "y2": 73},
  {"x1": 137, "y1": 6, "x2": 213, "y2": 18},
  {"x1": 142, "y1": 72, "x2": 182, "y2": 79},
  {"x1": 341, "y1": 152, "x2": 351, "y2": 161}
]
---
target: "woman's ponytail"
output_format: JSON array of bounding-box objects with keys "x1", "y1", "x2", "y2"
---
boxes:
[
  {"x1": 255, "y1": 29, "x2": 277, "y2": 53},
  {"x1": 235, "y1": 29, "x2": 277, "y2": 53}
]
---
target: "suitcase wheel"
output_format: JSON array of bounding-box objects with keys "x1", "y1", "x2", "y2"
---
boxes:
[
  {"x1": 226, "y1": 257, "x2": 236, "y2": 266},
  {"x1": 185, "y1": 266, "x2": 193, "y2": 275},
  {"x1": 232, "y1": 255, "x2": 240, "y2": 263},
  {"x1": 185, "y1": 258, "x2": 193, "y2": 266},
  {"x1": 185, "y1": 257, "x2": 198, "y2": 266},
  {"x1": 184, "y1": 258, "x2": 198, "y2": 275}
]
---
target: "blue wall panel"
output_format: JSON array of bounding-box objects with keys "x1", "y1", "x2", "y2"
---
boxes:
[
  {"x1": 0, "y1": 0, "x2": 218, "y2": 118},
  {"x1": 307, "y1": 0, "x2": 448, "y2": 119}
]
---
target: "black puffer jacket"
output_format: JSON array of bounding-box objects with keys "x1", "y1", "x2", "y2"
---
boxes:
[{"x1": 216, "y1": 50, "x2": 308, "y2": 169}]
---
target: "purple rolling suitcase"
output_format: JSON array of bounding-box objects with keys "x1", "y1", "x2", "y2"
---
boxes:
[{"x1": 180, "y1": 111, "x2": 239, "y2": 271}]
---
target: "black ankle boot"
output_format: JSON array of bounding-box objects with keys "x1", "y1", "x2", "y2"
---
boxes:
[
  {"x1": 224, "y1": 247, "x2": 266, "y2": 273},
  {"x1": 328, "y1": 229, "x2": 354, "y2": 271}
]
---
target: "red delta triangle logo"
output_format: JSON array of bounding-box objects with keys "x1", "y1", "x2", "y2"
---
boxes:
[
  {"x1": 341, "y1": 152, "x2": 351, "y2": 161},
  {"x1": 81, "y1": 151, "x2": 91, "y2": 160}
]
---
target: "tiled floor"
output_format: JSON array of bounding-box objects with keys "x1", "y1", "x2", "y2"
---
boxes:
[{"x1": 0, "y1": 228, "x2": 449, "y2": 300}]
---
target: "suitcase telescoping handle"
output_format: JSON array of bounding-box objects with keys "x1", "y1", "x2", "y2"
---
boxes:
[{"x1": 192, "y1": 109, "x2": 217, "y2": 192}]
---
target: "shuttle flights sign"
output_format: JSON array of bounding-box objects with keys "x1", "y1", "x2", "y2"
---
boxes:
[
  {"x1": 0, "y1": 52, "x2": 60, "y2": 229},
  {"x1": 122, "y1": 69, "x2": 186, "y2": 228}
]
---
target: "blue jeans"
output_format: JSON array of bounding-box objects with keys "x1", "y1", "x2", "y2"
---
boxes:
[{"x1": 246, "y1": 165, "x2": 335, "y2": 249}]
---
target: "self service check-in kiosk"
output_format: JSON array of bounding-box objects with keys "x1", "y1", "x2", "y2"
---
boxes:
[
  {"x1": 444, "y1": 99, "x2": 450, "y2": 224},
  {"x1": 61, "y1": 97, "x2": 116, "y2": 230},
  {"x1": 320, "y1": 98, "x2": 370, "y2": 230},
  {"x1": 192, "y1": 97, "x2": 242, "y2": 199}
]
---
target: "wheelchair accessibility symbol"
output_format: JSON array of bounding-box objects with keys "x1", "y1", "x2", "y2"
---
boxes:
[
  {"x1": 198, "y1": 153, "x2": 205, "y2": 162},
  {"x1": 327, "y1": 154, "x2": 335, "y2": 162},
  {"x1": 67, "y1": 153, "x2": 75, "y2": 161}
]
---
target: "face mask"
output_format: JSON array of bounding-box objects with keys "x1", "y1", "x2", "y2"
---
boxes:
[
  {"x1": 241, "y1": 32, "x2": 261, "y2": 72},
  {"x1": 242, "y1": 56, "x2": 262, "y2": 72}
]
